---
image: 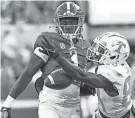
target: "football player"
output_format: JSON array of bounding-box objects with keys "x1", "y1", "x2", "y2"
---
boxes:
[
  {"x1": 39, "y1": 32, "x2": 135, "y2": 118},
  {"x1": 1, "y1": 2, "x2": 95, "y2": 118}
]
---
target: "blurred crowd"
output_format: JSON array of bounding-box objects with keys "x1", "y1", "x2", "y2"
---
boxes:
[
  {"x1": 1, "y1": 1, "x2": 58, "y2": 24},
  {"x1": 1, "y1": 0, "x2": 60, "y2": 99},
  {"x1": 1, "y1": 1, "x2": 135, "y2": 118},
  {"x1": 1, "y1": 27, "x2": 33, "y2": 99}
]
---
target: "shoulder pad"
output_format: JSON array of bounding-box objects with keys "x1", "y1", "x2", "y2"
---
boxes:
[
  {"x1": 41, "y1": 32, "x2": 63, "y2": 41},
  {"x1": 76, "y1": 39, "x2": 91, "y2": 49},
  {"x1": 34, "y1": 34, "x2": 49, "y2": 49},
  {"x1": 97, "y1": 65, "x2": 114, "y2": 74},
  {"x1": 97, "y1": 65, "x2": 126, "y2": 83},
  {"x1": 34, "y1": 32, "x2": 63, "y2": 49}
]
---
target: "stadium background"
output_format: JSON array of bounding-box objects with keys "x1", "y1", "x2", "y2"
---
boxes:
[{"x1": 1, "y1": 1, "x2": 135, "y2": 118}]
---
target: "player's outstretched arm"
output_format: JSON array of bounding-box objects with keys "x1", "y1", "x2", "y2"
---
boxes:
[
  {"x1": 55, "y1": 55, "x2": 109, "y2": 87},
  {"x1": 39, "y1": 38, "x2": 115, "y2": 89},
  {"x1": 39, "y1": 37, "x2": 118, "y2": 96},
  {"x1": 55, "y1": 55, "x2": 119, "y2": 96},
  {"x1": 1, "y1": 53, "x2": 44, "y2": 108}
]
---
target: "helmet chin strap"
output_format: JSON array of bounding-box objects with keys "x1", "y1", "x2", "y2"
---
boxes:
[
  {"x1": 62, "y1": 33, "x2": 77, "y2": 40},
  {"x1": 69, "y1": 35, "x2": 75, "y2": 47},
  {"x1": 58, "y1": 25, "x2": 81, "y2": 40},
  {"x1": 68, "y1": 35, "x2": 77, "y2": 56}
]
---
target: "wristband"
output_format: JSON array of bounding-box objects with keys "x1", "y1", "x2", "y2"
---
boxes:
[{"x1": 2, "y1": 96, "x2": 15, "y2": 108}]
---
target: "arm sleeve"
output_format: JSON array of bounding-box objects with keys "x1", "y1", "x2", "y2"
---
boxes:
[
  {"x1": 34, "y1": 34, "x2": 49, "y2": 62},
  {"x1": 34, "y1": 47, "x2": 49, "y2": 62}
]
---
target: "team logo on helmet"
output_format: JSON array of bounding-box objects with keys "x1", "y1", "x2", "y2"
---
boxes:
[
  {"x1": 60, "y1": 43, "x2": 66, "y2": 49},
  {"x1": 114, "y1": 41, "x2": 126, "y2": 53},
  {"x1": 86, "y1": 32, "x2": 130, "y2": 65}
]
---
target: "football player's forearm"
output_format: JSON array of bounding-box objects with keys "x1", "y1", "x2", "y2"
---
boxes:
[
  {"x1": 56, "y1": 55, "x2": 86, "y2": 80},
  {"x1": 2, "y1": 70, "x2": 33, "y2": 108},
  {"x1": 9, "y1": 70, "x2": 33, "y2": 99},
  {"x1": 9, "y1": 54, "x2": 44, "y2": 99},
  {"x1": 56, "y1": 55, "x2": 114, "y2": 88},
  {"x1": 83, "y1": 73, "x2": 115, "y2": 89}
]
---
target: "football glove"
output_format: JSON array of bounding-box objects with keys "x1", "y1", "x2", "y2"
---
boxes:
[
  {"x1": 1, "y1": 107, "x2": 11, "y2": 118},
  {"x1": 39, "y1": 36, "x2": 60, "y2": 59},
  {"x1": 80, "y1": 83, "x2": 96, "y2": 96}
]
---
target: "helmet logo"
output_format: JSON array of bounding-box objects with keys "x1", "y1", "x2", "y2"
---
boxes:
[
  {"x1": 60, "y1": 43, "x2": 66, "y2": 49},
  {"x1": 114, "y1": 41, "x2": 126, "y2": 53}
]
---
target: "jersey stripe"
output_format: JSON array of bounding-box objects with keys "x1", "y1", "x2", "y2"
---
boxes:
[
  {"x1": 67, "y1": 2, "x2": 70, "y2": 13},
  {"x1": 48, "y1": 75, "x2": 55, "y2": 84},
  {"x1": 34, "y1": 47, "x2": 49, "y2": 62}
]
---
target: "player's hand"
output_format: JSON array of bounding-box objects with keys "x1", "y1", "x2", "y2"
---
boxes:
[
  {"x1": 80, "y1": 83, "x2": 96, "y2": 96},
  {"x1": 39, "y1": 37, "x2": 60, "y2": 59},
  {"x1": 1, "y1": 107, "x2": 11, "y2": 118}
]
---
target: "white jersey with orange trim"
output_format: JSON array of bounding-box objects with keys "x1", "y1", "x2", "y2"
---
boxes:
[{"x1": 91, "y1": 62, "x2": 132, "y2": 118}]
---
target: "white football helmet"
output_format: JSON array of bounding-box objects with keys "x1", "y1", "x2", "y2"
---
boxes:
[{"x1": 86, "y1": 32, "x2": 130, "y2": 65}]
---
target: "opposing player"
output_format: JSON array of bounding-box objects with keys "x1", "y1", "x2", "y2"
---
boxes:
[
  {"x1": 1, "y1": 2, "x2": 95, "y2": 118},
  {"x1": 39, "y1": 32, "x2": 135, "y2": 118}
]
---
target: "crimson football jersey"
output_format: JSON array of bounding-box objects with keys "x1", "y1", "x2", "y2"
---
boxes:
[{"x1": 34, "y1": 32, "x2": 92, "y2": 90}]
